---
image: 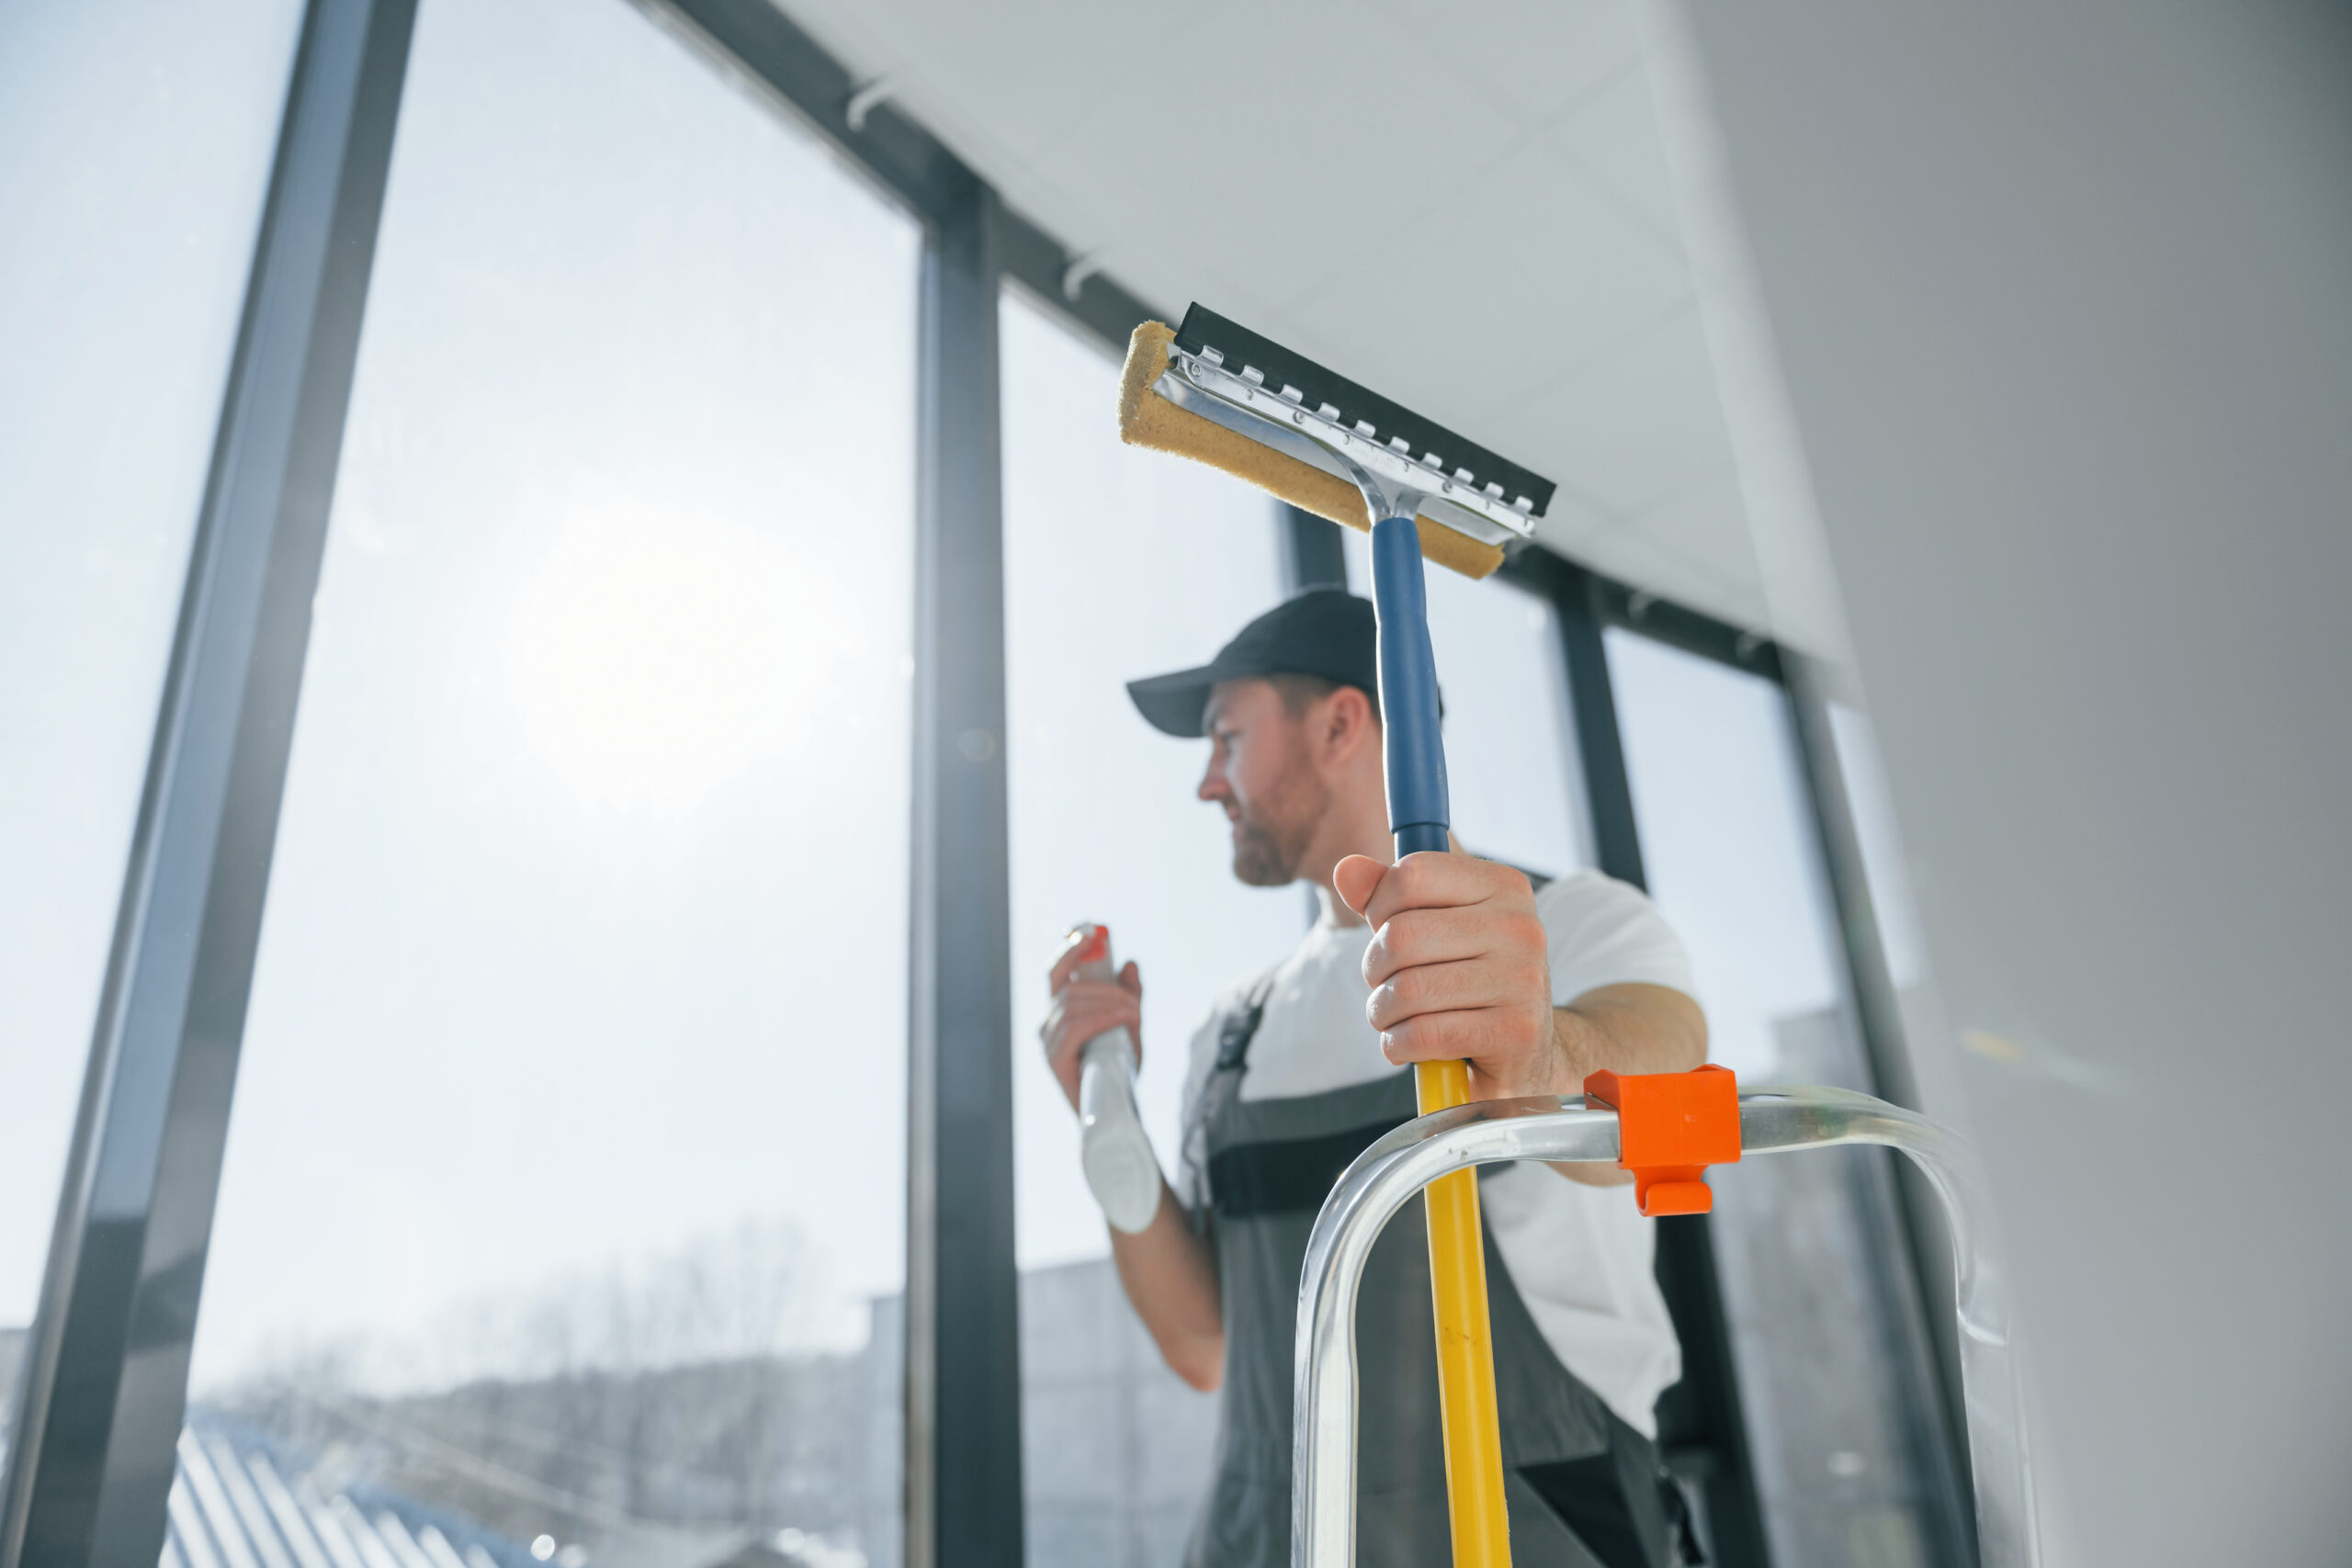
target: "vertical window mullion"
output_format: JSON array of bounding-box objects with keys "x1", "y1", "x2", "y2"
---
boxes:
[
  {"x1": 1277, "y1": 502, "x2": 1349, "y2": 592},
  {"x1": 905, "y1": 179, "x2": 1024, "y2": 1568}
]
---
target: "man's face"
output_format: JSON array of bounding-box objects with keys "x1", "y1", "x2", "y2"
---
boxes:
[{"x1": 1198, "y1": 678, "x2": 1329, "y2": 887}]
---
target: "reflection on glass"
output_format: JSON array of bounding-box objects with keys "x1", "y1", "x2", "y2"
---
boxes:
[
  {"x1": 1610, "y1": 630, "x2": 1962, "y2": 1568},
  {"x1": 1827, "y1": 702, "x2": 1931, "y2": 991},
  {"x1": 1340, "y1": 529, "x2": 1591, "y2": 878},
  {"x1": 184, "y1": 2, "x2": 918, "y2": 1564},
  {"x1": 0, "y1": 0, "x2": 301, "y2": 1373},
  {"x1": 1000, "y1": 288, "x2": 1293, "y2": 1564}
]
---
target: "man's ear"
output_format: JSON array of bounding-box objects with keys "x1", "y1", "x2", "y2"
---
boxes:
[{"x1": 1323, "y1": 684, "x2": 1376, "y2": 761}]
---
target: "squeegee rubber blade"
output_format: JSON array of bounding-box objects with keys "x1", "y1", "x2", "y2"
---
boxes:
[{"x1": 1171, "y1": 303, "x2": 1557, "y2": 517}]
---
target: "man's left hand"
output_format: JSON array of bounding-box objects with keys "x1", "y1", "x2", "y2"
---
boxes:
[{"x1": 1334, "y1": 851, "x2": 1562, "y2": 1100}]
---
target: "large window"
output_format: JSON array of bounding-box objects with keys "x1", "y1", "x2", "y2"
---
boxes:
[
  {"x1": 181, "y1": 3, "x2": 919, "y2": 1564},
  {"x1": 1609, "y1": 630, "x2": 1961, "y2": 1568},
  {"x1": 2, "y1": 8, "x2": 1965, "y2": 1563},
  {"x1": 0, "y1": 0, "x2": 302, "y2": 1387},
  {"x1": 999, "y1": 287, "x2": 1293, "y2": 1566}
]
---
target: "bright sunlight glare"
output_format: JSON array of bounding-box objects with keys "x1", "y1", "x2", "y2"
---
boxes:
[{"x1": 504, "y1": 509, "x2": 817, "y2": 813}]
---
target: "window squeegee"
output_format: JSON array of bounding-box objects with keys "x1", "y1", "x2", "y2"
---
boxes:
[{"x1": 1120, "y1": 306, "x2": 1554, "y2": 1568}]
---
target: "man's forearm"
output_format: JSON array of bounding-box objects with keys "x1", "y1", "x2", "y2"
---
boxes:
[
  {"x1": 1547, "y1": 982, "x2": 1709, "y2": 1186},
  {"x1": 1108, "y1": 1177, "x2": 1225, "y2": 1390}
]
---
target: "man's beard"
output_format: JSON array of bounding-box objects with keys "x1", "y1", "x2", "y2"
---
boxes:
[{"x1": 1229, "y1": 770, "x2": 1330, "y2": 887}]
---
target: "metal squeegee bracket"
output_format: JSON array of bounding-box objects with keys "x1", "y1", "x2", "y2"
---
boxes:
[
  {"x1": 1291, "y1": 1085, "x2": 2041, "y2": 1568},
  {"x1": 1154, "y1": 348, "x2": 1540, "y2": 548}
]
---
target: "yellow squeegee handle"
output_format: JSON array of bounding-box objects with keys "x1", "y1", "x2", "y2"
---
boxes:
[{"x1": 1416, "y1": 1057, "x2": 1512, "y2": 1568}]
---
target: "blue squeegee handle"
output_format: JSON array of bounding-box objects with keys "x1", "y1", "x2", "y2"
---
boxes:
[{"x1": 1370, "y1": 513, "x2": 1451, "y2": 859}]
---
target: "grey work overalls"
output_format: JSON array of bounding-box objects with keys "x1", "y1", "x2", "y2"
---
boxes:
[{"x1": 1181, "y1": 977, "x2": 1693, "y2": 1568}]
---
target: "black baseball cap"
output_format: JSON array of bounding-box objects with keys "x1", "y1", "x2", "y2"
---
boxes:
[{"x1": 1125, "y1": 588, "x2": 1379, "y2": 739}]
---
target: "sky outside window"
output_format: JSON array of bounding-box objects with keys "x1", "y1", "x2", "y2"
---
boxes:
[
  {"x1": 191, "y1": 0, "x2": 920, "y2": 1399},
  {"x1": 1606, "y1": 626, "x2": 1846, "y2": 1078},
  {"x1": 0, "y1": 0, "x2": 303, "y2": 1332}
]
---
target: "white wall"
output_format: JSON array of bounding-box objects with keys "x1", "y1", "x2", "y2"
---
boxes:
[{"x1": 1671, "y1": 3, "x2": 2352, "y2": 1562}]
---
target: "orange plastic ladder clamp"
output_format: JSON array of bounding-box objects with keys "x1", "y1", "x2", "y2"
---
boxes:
[
  {"x1": 1415, "y1": 1058, "x2": 1511, "y2": 1568},
  {"x1": 1583, "y1": 1065, "x2": 1743, "y2": 1217}
]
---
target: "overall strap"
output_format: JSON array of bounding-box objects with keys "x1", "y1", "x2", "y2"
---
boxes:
[
  {"x1": 1215, "y1": 967, "x2": 1281, "y2": 1073},
  {"x1": 1178, "y1": 966, "x2": 1281, "y2": 1219}
]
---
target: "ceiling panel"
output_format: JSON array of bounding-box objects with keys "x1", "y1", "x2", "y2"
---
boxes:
[
  {"x1": 1608, "y1": 470, "x2": 1763, "y2": 620},
  {"x1": 1551, "y1": 57, "x2": 1690, "y2": 247},
  {"x1": 1487, "y1": 301, "x2": 1736, "y2": 516},
  {"x1": 769, "y1": 0, "x2": 1776, "y2": 634},
  {"x1": 1577, "y1": 526, "x2": 1753, "y2": 632},
  {"x1": 1358, "y1": 0, "x2": 1643, "y2": 128},
  {"x1": 1022, "y1": 4, "x2": 1529, "y2": 325},
  {"x1": 1282, "y1": 141, "x2": 1690, "y2": 440}
]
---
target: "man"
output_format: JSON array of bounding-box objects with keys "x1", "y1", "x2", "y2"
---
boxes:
[{"x1": 1040, "y1": 588, "x2": 1707, "y2": 1568}]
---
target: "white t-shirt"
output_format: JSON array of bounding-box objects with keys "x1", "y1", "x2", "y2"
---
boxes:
[{"x1": 1178, "y1": 870, "x2": 1696, "y2": 1438}]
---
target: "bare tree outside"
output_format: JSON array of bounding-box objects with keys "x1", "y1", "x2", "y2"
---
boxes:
[{"x1": 205, "y1": 1214, "x2": 888, "y2": 1568}]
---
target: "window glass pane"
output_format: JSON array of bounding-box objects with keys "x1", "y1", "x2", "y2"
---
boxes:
[
  {"x1": 1000, "y1": 288, "x2": 1295, "y2": 1564},
  {"x1": 1609, "y1": 630, "x2": 1959, "y2": 1568},
  {"x1": 0, "y1": 0, "x2": 301, "y2": 1377},
  {"x1": 185, "y1": 5, "x2": 918, "y2": 1567},
  {"x1": 1340, "y1": 530, "x2": 1591, "y2": 878},
  {"x1": 1606, "y1": 630, "x2": 1844, "y2": 1082}
]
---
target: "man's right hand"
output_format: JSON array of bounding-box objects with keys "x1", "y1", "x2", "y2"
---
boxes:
[
  {"x1": 1041, "y1": 930, "x2": 1144, "y2": 1112},
  {"x1": 1043, "y1": 930, "x2": 1221, "y2": 1392}
]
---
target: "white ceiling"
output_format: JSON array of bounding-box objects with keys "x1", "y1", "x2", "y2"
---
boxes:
[{"x1": 772, "y1": 0, "x2": 1773, "y2": 631}]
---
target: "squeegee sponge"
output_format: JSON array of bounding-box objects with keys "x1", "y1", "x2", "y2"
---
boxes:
[{"x1": 1116, "y1": 321, "x2": 1504, "y2": 581}]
